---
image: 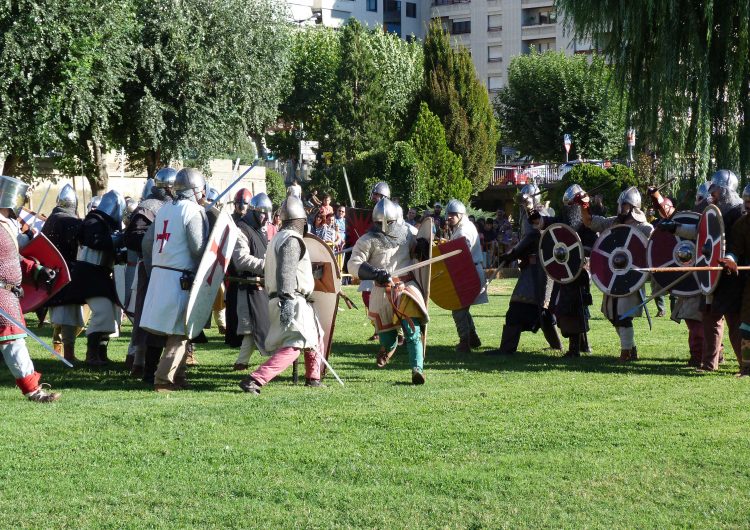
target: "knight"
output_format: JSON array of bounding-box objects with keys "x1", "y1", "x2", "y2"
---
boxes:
[
  {"x1": 490, "y1": 183, "x2": 563, "y2": 356},
  {"x1": 122, "y1": 167, "x2": 175, "y2": 380},
  {"x1": 444, "y1": 199, "x2": 487, "y2": 352},
  {"x1": 140, "y1": 168, "x2": 209, "y2": 391},
  {"x1": 231, "y1": 192, "x2": 272, "y2": 372},
  {"x1": 43, "y1": 184, "x2": 84, "y2": 363},
  {"x1": 0, "y1": 175, "x2": 61, "y2": 401},
  {"x1": 577, "y1": 186, "x2": 653, "y2": 361},
  {"x1": 239, "y1": 196, "x2": 324, "y2": 394},
  {"x1": 348, "y1": 197, "x2": 430, "y2": 384},
  {"x1": 225, "y1": 188, "x2": 254, "y2": 350}
]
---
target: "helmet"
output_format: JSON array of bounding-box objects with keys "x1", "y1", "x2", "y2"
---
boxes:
[
  {"x1": 279, "y1": 196, "x2": 306, "y2": 221},
  {"x1": 709, "y1": 169, "x2": 739, "y2": 193},
  {"x1": 0, "y1": 175, "x2": 28, "y2": 216},
  {"x1": 617, "y1": 186, "x2": 642, "y2": 211},
  {"x1": 141, "y1": 178, "x2": 155, "y2": 201},
  {"x1": 88, "y1": 195, "x2": 102, "y2": 212},
  {"x1": 370, "y1": 181, "x2": 391, "y2": 201},
  {"x1": 517, "y1": 183, "x2": 540, "y2": 206},
  {"x1": 174, "y1": 168, "x2": 206, "y2": 200},
  {"x1": 696, "y1": 181, "x2": 711, "y2": 202},
  {"x1": 445, "y1": 199, "x2": 466, "y2": 215},
  {"x1": 56, "y1": 183, "x2": 77, "y2": 210},
  {"x1": 154, "y1": 167, "x2": 178, "y2": 190},
  {"x1": 96, "y1": 189, "x2": 126, "y2": 225},
  {"x1": 205, "y1": 187, "x2": 220, "y2": 204},
  {"x1": 562, "y1": 184, "x2": 584, "y2": 205},
  {"x1": 249, "y1": 192, "x2": 273, "y2": 214},
  {"x1": 743, "y1": 184, "x2": 750, "y2": 201},
  {"x1": 233, "y1": 188, "x2": 252, "y2": 206},
  {"x1": 372, "y1": 197, "x2": 400, "y2": 235}
]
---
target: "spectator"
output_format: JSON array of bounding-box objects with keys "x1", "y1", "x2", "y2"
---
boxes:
[
  {"x1": 272, "y1": 211, "x2": 282, "y2": 230},
  {"x1": 287, "y1": 178, "x2": 302, "y2": 199},
  {"x1": 406, "y1": 208, "x2": 418, "y2": 226},
  {"x1": 334, "y1": 205, "x2": 347, "y2": 242},
  {"x1": 431, "y1": 202, "x2": 445, "y2": 228},
  {"x1": 319, "y1": 193, "x2": 334, "y2": 218}
]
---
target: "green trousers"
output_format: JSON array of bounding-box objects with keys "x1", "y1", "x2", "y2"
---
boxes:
[{"x1": 379, "y1": 319, "x2": 423, "y2": 372}]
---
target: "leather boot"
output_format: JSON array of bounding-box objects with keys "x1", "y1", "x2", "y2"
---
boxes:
[
  {"x1": 53, "y1": 342, "x2": 63, "y2": 356},
  {"x1": 630, "y1": 345, "x2": 639, "y2": 361},
  {"x1": 455, "y1": 336, "x2": 471, "y2": 353},
  {"x1": 143, "y1": 346, "x2": 162, "y2": 385},
  {"x1": 489, "y1": 324, "x2": 521, "y2": 355},
  {"x1": 98, "y1": 336, "x2": 110, "y2": 364},
  {"x1": 185, "y1": 341, "x2": 198, "y2": 366},
  {"x1": 63, "y1": 343, "x2": 78, "y2": 363},
  {"x1": 85, "y1": 334, "x2": 105, "y2": 367},
  {"x1": 619, "y1": 348, "x2": 632, "y2": 362},
  {"x1": 542, "y1": 320, "x2": 563, "y2": 350},
  {"x1": 469, "y1": 330, "x2": 482, "y2": 349},
  {"x1": 580, "y1": 333, "x2": 591, "y2": 353},
  {"x1": 564, "y1": 335, "x2": 580, "y2": 357}
]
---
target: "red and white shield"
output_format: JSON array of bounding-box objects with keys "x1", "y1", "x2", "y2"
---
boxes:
[
  {"x1": 19, "y1": 233, "x2": 71, "y2": 313},
  {"x1": 590, "y1": 224, "x2": 649, "y2": 297},
  {"x1": 695, "y1": 204, "x2": 724, "y2": 295},
  {"x1": 539, "y1": 223, "x2": 584, "y2": 284},
  {"x1": 648, "y1": 211, "x2": 701, "y2": 296},
  {"x1": 184, "y1": 210, "x2": 239, "y2": 339}
]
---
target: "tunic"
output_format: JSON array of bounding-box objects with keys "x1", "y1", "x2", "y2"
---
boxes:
[
  {"x1": 449, "y1": 217, "x2": 488, "y2": 305},
  {"x1": 232, "y1": 219, "x2": 270, "y2": 353}
]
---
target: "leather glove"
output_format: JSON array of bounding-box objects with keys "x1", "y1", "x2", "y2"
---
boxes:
[
  {"x1": 656, "y1": 219, "x2": 680, "y2": 233},
  {"x1": 647, "y1": 186, "x2": 658, "y2": 196},
  {"x1": 718, "y1": 257, "x2": 738, "y2": 275},
  {"x1": 374, "y1": 268, "x2": 392, "y2": 285},
  {"x1": 280, "y1": 299, "x2": 295, "y2": 327},
  {"x1": 573, "y1": 192, "x2": 590, "y2": 209},
  {"x1": 415, "y1": 237, "x2": 430, "y2": 261},
  {"x1": 36, "y1": 266, "x2": 57, "y2": 290},
  {"x1": 357, "y1": 262, "x2": 391, "y2": 284}
]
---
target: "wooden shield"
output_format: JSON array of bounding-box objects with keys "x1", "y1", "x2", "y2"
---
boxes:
[
  {"x1": 19, "y1": 233, "x2": 71, "y2": 313},
  {"x1": 18, "y1": 207, "x2": 46, "y2": 235},
  {"x1": 539, "y1": 223, "x2": 584, "y2": 284},
  {"x1": 648, "y1": 211, "x2": 701, "y2": 296},
  {"x1": 345, "y1": 207, "x2": 372, "y2": 249},
  {"x1": 429, "y1": 237, "x2": 481, "y2": 310},
  {"x1": 590, "y1": 224, "x2": 649, "y2": 297},
  {"x1": 695, "y1": 203, "x2": 724, "y2": 295},
  {"x1": 185, "y1": 210, "x2": 239, "y2": 339},
  {"x1": 304, "y1": 233, "x2": 342, "y2": 376}
]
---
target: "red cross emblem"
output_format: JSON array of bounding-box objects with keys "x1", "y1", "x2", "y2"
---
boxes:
[
  {"x1": 206, "y1": 225, "x2": 231, "y2": 286},
  {"x1": 156, "y1": 220, "x2": 171, "y2": 253}
]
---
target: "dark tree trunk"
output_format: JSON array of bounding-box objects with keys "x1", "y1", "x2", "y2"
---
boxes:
[
  {"x1": 145, "y1": 149, "x2": 161, "y2": 179},
  {"x1": 88, "y1": 139, "x2": 109, "y2": 195},
  {"x1": 2, "y1": 154, "x2": 20, "y2": 176}
]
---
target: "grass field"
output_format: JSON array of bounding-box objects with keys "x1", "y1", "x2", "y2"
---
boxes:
[{"x1": 1, "y1": 281, "x2": 749, "y2": 529}]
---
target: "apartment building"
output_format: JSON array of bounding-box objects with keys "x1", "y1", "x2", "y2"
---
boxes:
[{"x1": 286, "y1": 1, "x2": 593, "y2": 94}]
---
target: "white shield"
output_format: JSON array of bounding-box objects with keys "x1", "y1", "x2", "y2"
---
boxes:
[{"x1": 184, "y1": 210, "x2": 239, "y2": 339}]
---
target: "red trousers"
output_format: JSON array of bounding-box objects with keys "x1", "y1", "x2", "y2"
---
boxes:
[
  {"x1": 685, "y1": 319, "x2": 704, "y2": 366},
  {"x1": 702, "y1": 311, "x2": 741, "y2": 371}
]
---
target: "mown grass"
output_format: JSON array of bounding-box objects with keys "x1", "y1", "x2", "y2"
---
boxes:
[{"x1": 1, "y1": 281, "x2": 748, "y2": 529}]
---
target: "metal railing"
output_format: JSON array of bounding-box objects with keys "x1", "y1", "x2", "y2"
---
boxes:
[{"x1": 490, "y1": 164, "x2": 562, "y2": 187}]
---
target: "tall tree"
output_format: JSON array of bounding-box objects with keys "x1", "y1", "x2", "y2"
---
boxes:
[
  {"x1": 556, "y1": 0, "x2": 750, "y2": 178},
  {"x1": 496, "y1": 51, "x2": 625, "y2": 161},
  {"x1": 423, "y1": 20, "x2": 499, "y2": 192},
  {"x1": 113, "y1": 0, "x2": 292, "y2": 178}
]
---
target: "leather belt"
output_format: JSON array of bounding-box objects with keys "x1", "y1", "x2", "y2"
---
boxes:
[
  {"x1": 0, "y1": 280, "x2": 23, "y2": 298},
  {"x1": 392, "y1": 272, "x2": 415, "y2": 284},
  {"x1": 153, "y1": 265, "x2": 192, "y2": 274}
]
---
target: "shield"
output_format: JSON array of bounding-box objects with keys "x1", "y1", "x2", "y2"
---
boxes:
[
  {"x1": 304, "y1": 233, "x2": 342, "y2": 375},
  {"x1": 648, "y1": 211, "x2": 701, "y2": 296},
  {"x1": 184, "y1": 210, "x2": 239, "y2": 339},
  {"x1": 539, "y1": 223, "x2": 584, "y2": 284},
  {"x1": 114, "y1": 264, "x2": 127, "y2": 309},
  {"x1": 430, "y1": 237, "x2": 481, "y2": 310},
  {"x1": 590, "y1": 224, "x2": 649, "y2": 297},
  {"x1": 18, "y1": 207, "x2": 46, "y2": 235},
  {"x1": 345, "y1": 207, "x2": 372, "y2": 249},
  {"x1": 695, "y1": 203, "x2": 724, "y2": 295},
  {"x1": 19, "y1": 233, "x2": 71, "y2": 313}
]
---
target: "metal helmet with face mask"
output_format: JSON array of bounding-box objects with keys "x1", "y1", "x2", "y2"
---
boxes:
[
  {"x1": 96, "y1": 189, "x2": 126, "y2": 225},
  {"x1": 141, "y1": 178, "x2": 155, "y2": 201},
  {"x1": 696, "y1": 181, "x2": 711, "y2": 204},
  {"x1": 246, "y1": 192, "x2": 273, "y2": 227},
  {"x1": 0, "y1": 175, "x2": 28, "y2": 216},
  {"x1": 709, "y1": 169, "x2": 739, "y2": 194},
  {"x1": 562, "y1": 184, "x2": 584, "y2": 206},
  {"x1": 517, "y1": 183, "x2": 540, "y2": 206},
  {"x1": 372, "y1": 197, "x2": 400, "y2": 236},
  {"x1": 56, "y1": 183, "x2": 77, "y2": 210},
  {"x1": 370, "y1": 181, "x2": 391, "y2": 202},
  {"x1": 205, "y1": 186, "x2": 220, "y2": 205}
]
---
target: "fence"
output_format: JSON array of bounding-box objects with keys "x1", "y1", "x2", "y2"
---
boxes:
[{"x1": 490, "y1": 164, "x2": 562, "y2": 187}]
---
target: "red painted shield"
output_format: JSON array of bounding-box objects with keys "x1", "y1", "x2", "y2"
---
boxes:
[
  {"x1": 539, "y1": 223, "x2": 584, "y2": 284},
  {"x1": 648, "y1": 211, "x2": 701, "y2": 296},
  {"x1": 19, "y1": 233, "x2": 71, "y2": 313},
  {"x1": 695, "y1": 204, "x2": 724, "y2": 295},
  {"x1": 345, "y1": 208, "x2": 372, "y2": 248},
  {"x1": 590, "y1": 224, "x2": 649, "y2": 297},
  {"x1": 430, "y1": 237, "x2": 481, "y2": 310},
  {"x1": 184, "y1": 210, "x2": 239, "y2": 339}
]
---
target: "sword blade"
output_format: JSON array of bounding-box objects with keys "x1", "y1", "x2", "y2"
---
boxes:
[
  {"x1": 619, "y1": 270, "x2": 691, "y2": 320},
  {"x1": 391, "y1": 249, "x2": 461, "y2": 278},
  {"x1": 318, "y1": 351, "x2": 344, "y2": 386},
  {"x1": 207, "y1": 159, "x2": 260, "y2": 210},
  {"x1": 0, "y1": 305, "x2": 73, "y2": 367}
]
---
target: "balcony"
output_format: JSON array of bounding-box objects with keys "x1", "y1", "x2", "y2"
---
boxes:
[
  {"x1": 521, "y1": 24, "x2": 556, "y2": 40},
  {"x1": 432, "y1": 0, "x2": 470, "y2": 5},
  {"x1": 521, "y1": 0, "x2": 553, "y2": 7},
  {"x1": 431, "y1": 0, "x2": 471, "y2": 16}
]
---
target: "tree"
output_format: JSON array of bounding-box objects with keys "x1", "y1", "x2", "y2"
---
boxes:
[
  {"x1": 496, "y1": 52, "x2": 625, "y2": 162},
  {"x1": 423, "y1": 20, "x2": 499, "y2": 192},
  {"x1": 408, "y1": 103, "x2": 470, "y2": 204},
  {"x1": 556, "y1": 0, "x2": 750, "y2": 179},
  {"x1": 548, "y1": 163, "x2": 639, "y2": 209},
  {"x1": 265, "y1": 169, "x2": 286, "y2": 208},
  {"x1": 113, "y1": 0, "x2": 292, "y2": 178},
  {"x1": 0, "y1": 0, "x2": 137, "y2": 193}
]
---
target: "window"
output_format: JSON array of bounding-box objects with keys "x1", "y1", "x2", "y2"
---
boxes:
[
  {"x1": 487, "y1": 76, "x2": 503, "y2": 92},
  {"x1": 406, "y1": 2, "x2": 416, "y2": 18},
  {"x1": 539, "y1": 10, "x2": 557, "y2": 24},
  {"x1": 488, "y1": 45, "x2": 502, "y2": 63},
  {"x1": 367, "y1": 0, "x2": 377, "y2": 12},
  {"x1": 488, "y1": 14, "x2": 502, "y2": 30},
  {"x1": 451, "y1": 20, "x2": 471, "y2": 34},
  {"x1": 385, "y1": 0, "x2": 400, "y2": 11}
]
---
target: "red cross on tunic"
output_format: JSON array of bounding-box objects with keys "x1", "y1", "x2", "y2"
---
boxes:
[
  {"x1": 156, "y1": 220, "x2": 171, "y2": 253},
  {"x1": 206, "y1": 225, "x2": 231, "y2": 286}
]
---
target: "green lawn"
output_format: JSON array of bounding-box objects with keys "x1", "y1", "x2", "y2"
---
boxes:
[{"x1": 1, "y1": 281, "x2": 748, "y2": 529}]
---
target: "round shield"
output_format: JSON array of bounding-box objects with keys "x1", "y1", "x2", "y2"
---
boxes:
[
  {"x1": 648, "y1": 211, "x2": 701, "y2": 296},
  {"x1": 695, "y1": 203, "x2": 725, "y2": 295},
  {"x1": 590, "y1": 224, "x2": 649, "y2": 297},
  {"x1": 539, "y1": 223, "x2": 584, "y2": 284}
]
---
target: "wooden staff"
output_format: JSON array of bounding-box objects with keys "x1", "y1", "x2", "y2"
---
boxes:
[{"x1": 633, "y1": 265, "x2": 750, "y2": 272}]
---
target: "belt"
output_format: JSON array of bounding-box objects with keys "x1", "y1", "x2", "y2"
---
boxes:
[
  {"x1": 0, "y1": 280, "x2": 22, "y2": 298},
  {"x1": 269, "y1": 290, "x2": 311, "y2": 301},
  {"x1": 153, "y1": 265, "x2": 192, "y2": 274},
  {"x1": 392, "y1": 272, "x2": 415, "y2": 284}
]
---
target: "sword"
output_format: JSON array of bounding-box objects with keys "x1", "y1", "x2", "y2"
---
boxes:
[
  {"x1": 390, "y1": 249, "x2": 461, "y2": 278},
  {"x1": 318, "y1": 351, "x2": 344, "y2": 386},
  {"x1": 207, "y1": 159, "x2": 260, "y2": 210},
  {"x1": 342, "y1": 167, "x2": 355, "y2": 208},
  {"x1": 334, "y1": 246, "x2": 353, "y2": 256},
  {"x1": 639, "y1": 287, "x2": 652, "y2": 331},
  {"x1": 0, "y1": 306, "x2": 73, "y2": 367},
  {"x1": 618, "y1": 271, "x2": 693, "y2": 320},
  {"x1": 27, "y1": 182, "x2": 52, "y2": 233}
]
